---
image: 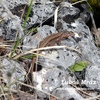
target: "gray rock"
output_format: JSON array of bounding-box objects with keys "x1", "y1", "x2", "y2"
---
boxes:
[
  {"x1": 52, "y1": 85, "x2": 84, "y2": 100},
  {"x1": 0, "y1": 0, "x2": 100, "y2": 99},
  {"x1": 85, "y1": 65, "x2": 100, "y2": 90},
  {"x1": 22, "y1": 25, "x2": 57, "y2": 50},
  {"x1": 6, "y1": 0, "x2": 28, "y2": 9},
  {"x1": 0, "y1": 58, "x2": 26, "y2": 88}
]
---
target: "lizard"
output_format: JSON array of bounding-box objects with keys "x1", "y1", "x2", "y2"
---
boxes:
[{"x1": 30, "y1": 31, "x2": 75, "y2": 84}]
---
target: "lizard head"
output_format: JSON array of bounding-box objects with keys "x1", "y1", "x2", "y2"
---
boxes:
[{"x1": 62, "y1": 31, "x2": 75, "y2": 38}]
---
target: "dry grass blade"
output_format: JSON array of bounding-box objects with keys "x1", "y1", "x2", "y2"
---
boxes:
[
  {"x1": 17, "y1": 81, "x2": 60, "y2": 99},
  {"x1": 54, "y1": 6, "x2": 59, "y2": 28},
  {"x1": 0, "y1": 76, "x2": 59, "y2": 99},
  {"x1": 13, "y1": 45, "x2": 81, "y2": 59},
  {"x1": 71, "y1": 84, "x2": 100, "y2": 100}
]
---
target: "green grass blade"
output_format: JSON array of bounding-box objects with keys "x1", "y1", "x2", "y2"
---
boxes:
[
  {"x1": 12, "y1": 60, "x2": 17, "y2": 74},
  {"x1": 23, "y1": 0, "x2": 33, "y2": 28},
  {"x1": 0, "y1": 18, "x2": 3, "y2": 24},
  {"x1": 29, "y1": 27, "x2": 38, "y2": 32},
  {"x1": 10, "y1": 38, "x2": 21, "y2": 58},
  {"x1": 6, "y1": 74, "x2": 26, "y2": 88},
  {"x1": 6, "y1": 59, "x2": 25, "y2": 88},
  {"x1": 16, "y1": 54, "x2": 41, "y2": 60}
]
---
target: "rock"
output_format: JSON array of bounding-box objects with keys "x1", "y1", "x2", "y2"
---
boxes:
[
  {"x1": 0, "y1": 58, "x2": 26, "y2": 88},
  {"x1": 85, "y1": 65, "x2": 100, "y2": 90},
  {"x1": 0, "y1": 0, "x2": 100, "y2": 99},
  {"x1": 22, "y1": 25, "x2": 57, "y2": 50},
  {"x1": 52, "y1": 85, "x2": 84, "y2": 100}
]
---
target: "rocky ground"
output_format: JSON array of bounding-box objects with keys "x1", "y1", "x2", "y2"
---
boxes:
[{"x1": 0, "y1": 0, "x2": 100, "y2": 100}]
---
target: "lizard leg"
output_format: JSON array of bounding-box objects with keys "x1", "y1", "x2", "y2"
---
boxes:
[
  {"x1": 58, "y1": 39, "x2": 61, "y2": 45},
  {"x1": 48, "y1": 41, "x2": 55, "y2": 46}
]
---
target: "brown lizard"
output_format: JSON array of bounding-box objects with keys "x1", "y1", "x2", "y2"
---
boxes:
[{"x1": 30, "y1": 31, "x2": 75, "y2": 83}]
